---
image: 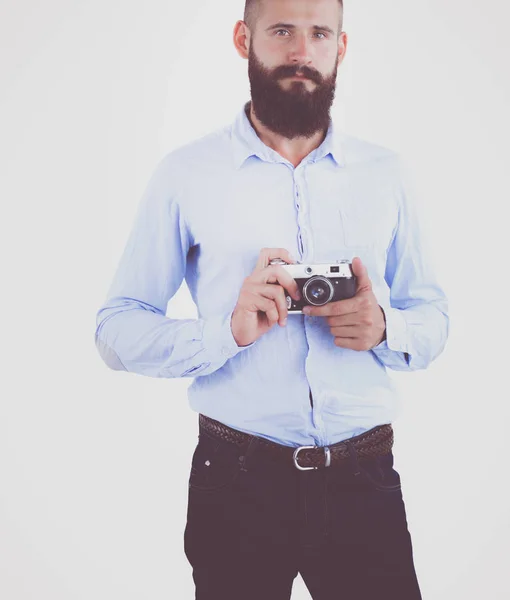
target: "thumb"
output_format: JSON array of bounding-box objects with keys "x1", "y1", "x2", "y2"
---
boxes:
[{"x1": 351, "y1": 256, "x2": 372, "y2": 294}]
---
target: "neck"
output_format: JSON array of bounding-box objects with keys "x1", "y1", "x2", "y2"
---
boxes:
[{"x1": 246, "y1": 101, "x2": 328, "y2": 168}]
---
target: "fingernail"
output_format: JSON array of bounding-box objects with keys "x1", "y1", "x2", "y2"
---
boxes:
[
  {"x1": 282, "y1": 318, "x2": 288, "y2": 326},
  {"x1": 302, "y1": 307, "x2": 310, "y2": 315}
]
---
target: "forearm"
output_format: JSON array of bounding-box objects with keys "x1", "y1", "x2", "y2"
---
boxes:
[{"x1": 95, "y1": 299, "x2": 251, "y2": 378}]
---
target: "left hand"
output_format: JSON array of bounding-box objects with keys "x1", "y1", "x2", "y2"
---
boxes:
[{"x1": 302, "y1": 257, "x2": 386, "y2": 351}]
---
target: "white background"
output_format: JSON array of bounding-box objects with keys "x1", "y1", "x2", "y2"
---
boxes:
[{"x1": 1, "y1": 0, "x2": 509, "y2": 598}]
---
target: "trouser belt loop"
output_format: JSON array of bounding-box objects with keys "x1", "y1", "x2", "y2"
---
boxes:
[
  {"x1": 346, "y1": 440, "x2": 361, "y2": 476},
  {"x1": 239, "y1": 436, "x2": 259, "y2": 472}
]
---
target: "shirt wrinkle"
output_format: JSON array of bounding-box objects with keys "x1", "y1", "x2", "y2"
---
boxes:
[{"x1": 94, "y1": 101, "x2": 449, "y2": 447}]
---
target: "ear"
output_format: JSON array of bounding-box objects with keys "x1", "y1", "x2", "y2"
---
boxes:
[
  {"x1": 233, "y1": 20, "x2": 250, "y2": 60},
  {"x1": 337, "y1": 31, "x2": 348, "y2": 67}
]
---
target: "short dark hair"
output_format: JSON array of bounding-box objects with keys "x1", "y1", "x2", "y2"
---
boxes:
[{"x1": 244, "y1": 0, "x2": 344, "y2": 34}]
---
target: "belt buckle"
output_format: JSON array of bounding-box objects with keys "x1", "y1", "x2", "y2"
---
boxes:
[{"x1": 293, "y1": 445, "x2": 331, "y2": 471}]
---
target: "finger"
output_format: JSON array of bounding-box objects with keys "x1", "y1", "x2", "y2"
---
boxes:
[
  {"x1": 249, "y1": 293, "x2": 279, "y2": 327},
  {"x1": 253, "y1": 265, "x2": 301, "y2": 301},
  {"x1": 241, "y1": 279, "x2": 287, "y2": 321},
  {"x1": 351, "y1": 256, "x2": 372, "y2": 293},
  {"x1": 326, "y1": 312, "x2": 364, "y2": 327},
  {"x1": 255, "y1": 283, "x2": 288, "y2": 325},
  {"x1": 303, "y1": 296, "x2": 361, "y2": 317},
  {"x1": 330, "y1": 324, "x2": 362, "y2": 338},
  {"x1": 332, "y1": 336, "x2": 366, "y2": 351},
  {"x1": 255, "y1": 247, "x2": 296, "y2": 271},
  {"x1": 264, "y1": 304, "x2": 280, "y2": 328}
]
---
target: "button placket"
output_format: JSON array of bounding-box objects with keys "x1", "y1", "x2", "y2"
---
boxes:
[{"x1": 294, "y1": 173, "x2": 309, "y2": 261}]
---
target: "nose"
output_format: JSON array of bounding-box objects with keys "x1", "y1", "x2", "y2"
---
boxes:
[{"x1": 288, "y1": 33, "x2": 313, "y2": 65}]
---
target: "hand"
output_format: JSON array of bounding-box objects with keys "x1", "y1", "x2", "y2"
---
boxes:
[
  {"x1": 231, "y1": 248, "x2": 302, "y2": 347},
  {"x1": 302, "y1": 256, "x2": 387, "y2": 351}
]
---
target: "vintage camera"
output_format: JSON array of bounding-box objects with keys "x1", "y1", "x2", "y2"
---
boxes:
[{"x1": 269, "y1": 259, "x2": 357, "y2": 313}]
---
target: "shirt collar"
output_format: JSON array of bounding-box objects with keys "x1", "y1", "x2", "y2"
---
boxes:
[{"x1": 231, "y1": 101, "x2": 345, "y2": 170}]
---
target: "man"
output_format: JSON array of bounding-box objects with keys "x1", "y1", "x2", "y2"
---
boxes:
[{"x1": 95, "y1": 0, "x2": 449, "y2": 598}]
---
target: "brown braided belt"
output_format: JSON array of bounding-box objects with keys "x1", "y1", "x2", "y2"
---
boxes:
[{"x1": 199, "y1": 414, "x2": 394, "y2": 471}]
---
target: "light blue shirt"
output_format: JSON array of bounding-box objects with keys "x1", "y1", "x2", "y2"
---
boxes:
[{"x1": 95, "y1": 101, "x2": 449, "y2": 447}]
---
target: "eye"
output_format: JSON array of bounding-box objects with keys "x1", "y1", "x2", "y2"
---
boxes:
[
  {"x1": 275, "y1": 29, "x2": 290, "y2": 36},
  {"x1": 314, "y1": 32, "x2": 327, "y2": 39}
]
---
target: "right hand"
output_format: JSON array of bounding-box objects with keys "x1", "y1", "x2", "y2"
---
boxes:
[{"x1": 231, "y1": 248, "x2": 302, "y2": 347}]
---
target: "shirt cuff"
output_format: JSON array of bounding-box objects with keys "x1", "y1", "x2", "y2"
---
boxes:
[
  {"x1": 202, "y1": 309, "x2": 256, "y2": 362},
  {"x1": 372, "y1": 304, "x2": 408, "y2": 354}
]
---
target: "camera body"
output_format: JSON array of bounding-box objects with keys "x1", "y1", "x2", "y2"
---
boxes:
[{"x1": 269, "y1": 259, "x2": 357, "y2": 313}]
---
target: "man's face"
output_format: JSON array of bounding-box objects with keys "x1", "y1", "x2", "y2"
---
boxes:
[{"x1": 247, "y1": 0, "x2": 344, "y2": 139}]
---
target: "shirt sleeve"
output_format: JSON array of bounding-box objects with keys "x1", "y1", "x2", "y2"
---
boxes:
[
  {"x1": 94, "y1": 155, "x2": 254, "y2": 379},
  {"x1": 371, "y1": 157, "x2": 449, "y2": 371}
]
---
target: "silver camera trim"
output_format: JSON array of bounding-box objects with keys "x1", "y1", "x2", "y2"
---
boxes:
[
  {"x1": 270, "y1": 260, "x2": 353, "y2": 279},
  {"x1": 268, "y1": 260, "x2": 354, "y2": 314}
]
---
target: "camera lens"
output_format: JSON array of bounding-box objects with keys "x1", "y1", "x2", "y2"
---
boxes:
[{"x1": 302, "y1": 276, "x2": 334, "y2": 306}]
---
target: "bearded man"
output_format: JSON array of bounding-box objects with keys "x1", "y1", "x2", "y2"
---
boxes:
[{"x1": 95, "y1": 0, "x2": 448, "y2": 598}]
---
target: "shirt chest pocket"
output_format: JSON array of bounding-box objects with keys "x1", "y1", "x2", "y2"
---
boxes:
[{"x1": 338, "y1": 202, "x2": 397, "y2": 251}]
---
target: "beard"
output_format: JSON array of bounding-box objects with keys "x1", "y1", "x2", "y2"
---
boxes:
[{"x1": 247, "y1": 45, "x2": 338, "y2": 139}]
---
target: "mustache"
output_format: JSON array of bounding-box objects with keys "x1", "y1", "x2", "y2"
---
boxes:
[{"x1": 271, "y1": 65, "x2": 324, "y2": 85}]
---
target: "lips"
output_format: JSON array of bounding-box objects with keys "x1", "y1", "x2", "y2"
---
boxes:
[{"x1": 286, "y1": 74, "x2": 309, "y2": 80}]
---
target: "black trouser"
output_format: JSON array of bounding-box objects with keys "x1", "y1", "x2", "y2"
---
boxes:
[{"x1": 184, "y1": 422, "x2": 422, "y2": 600}]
